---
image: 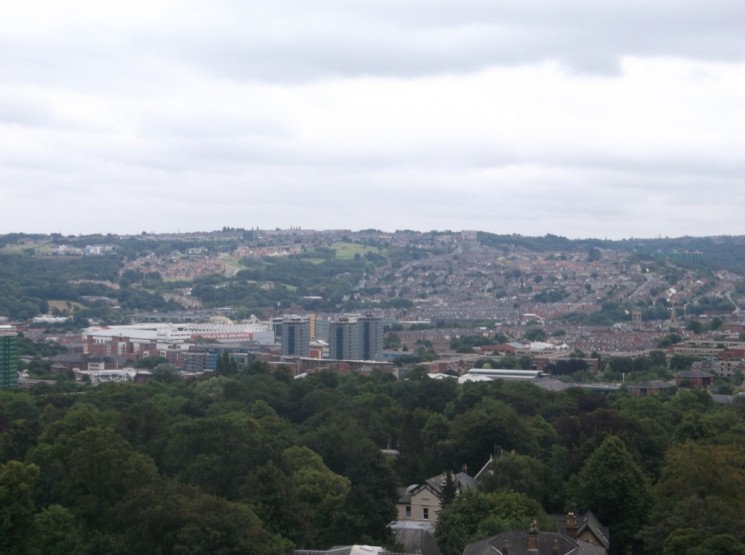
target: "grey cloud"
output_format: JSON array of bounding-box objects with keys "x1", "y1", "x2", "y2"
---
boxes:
[
  {"x1": 3, "y1": 1, "x2": 741, "y2": 91},
  {"x1": 144, "y1": 114, "x2": 293, "y2": 140},
  {"x1": 1, "y1": 0, "x2": 742, "y2": 239},
  {"x1": 149, "y1": 0, "x2": 744, "y2": 81},
  {"x1": 0, "y1": 95, "x2": 56, "y2": 127}
]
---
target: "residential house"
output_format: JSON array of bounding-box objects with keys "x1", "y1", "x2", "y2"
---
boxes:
[
  {"x1": 395, "y1": 471, "x2": 477, "y2": 523},
  {"x1": 462, "y1": 513, "x2": 608, "y2": 555},
  {"x1": 675, "y1": 369, "x2": 714, "y2": 388},
  {"x1": 628, "y1": 380, "x2": 676, "y2": 397},
  {"x1": 391, "y1": 471, "x2": 476, "y2": 555}
]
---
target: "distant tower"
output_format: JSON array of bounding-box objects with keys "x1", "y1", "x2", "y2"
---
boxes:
[
  {"x1": 357, "y1": 314, "x2": 384, "y2": 361},
  {"x1": 281, "y1": 316, "x2": 310, "y2": 357},
  {"x1": 0, "y1": 326, "x2": 19, "y2": 389},
  {"x1": 271, "y1": 317, "x2": 284, "y2": 342},
  {"x1": 670, "y1": 299, "x2": 677, "y2": 326},
  {"x1": 328, "y1": 318, "x2": 358, "y2": 360},
  {"x1": 631, "y1": 308, "x2": 642, "y2": 328}
]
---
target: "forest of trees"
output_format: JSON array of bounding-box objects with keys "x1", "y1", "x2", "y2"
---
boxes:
[{"x1": 2, "y1": 366, "x2": 745, "y2": 554}]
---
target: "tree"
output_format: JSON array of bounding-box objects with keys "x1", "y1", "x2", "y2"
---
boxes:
[
  {"x1": 569, "y1": 435, "x2": 652, "y2": 554},
  {"x1": 302, "y1": 421, "x2": 396, "y2": 545},
  {"x1": 245, "y1": 446, "x2": 350, "y2": 548},
  {"x1": 523, "y1": 328, "x2": 546, "y2": 342},
  {"x1": 445, "y1": 397, "x2": 539, "y2": 473},
  {"x1": 384, "y1": 332, "x2": 401, "y2": 350},
  {"x1": 163, "y1": 412, "x2": 267, "y2": 499},
  {"x1": 29, "y1": 425, "x2": 159, "y2": 528},
  {"x1": 478, "y1": 452, "x2": 548, "y2": 503},
  {"x1": 435, "y1": 490, "x2": 551, "y2": 555},
  {"x1": 439, "y1": 471, "x2": 457, "y2": 508},
  {"x1": 663, "y1": 529, "x2": 745, "y2": 555},
  {"x1": 0, "y1": 460, "x2": 39, "y2": 555},
  {"x1": 115, "y1": 478, "x2": 291, "y2": 555},
  {"x1": 216, "y1": 352, "x2": 239, "y2": 375},
  {"x1": 670, "y1": 354, "x2": 699, "y2": 371},
  {"x1": 656, "y1": 442, "x2": 745, "y2": 514},
  {"x1": 588, "y1": 247, "x2": 602, "y2": 262},
  {"x1": 31, "y1": 504, "x2": 84, "y2": 555}
]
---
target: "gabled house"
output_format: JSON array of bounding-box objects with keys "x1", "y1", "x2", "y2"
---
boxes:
[
  {"x1": 548, "y1": 512, "x2": 609, "y2": 552},
  {"x1": 395, "y1": 471, "x2": 477, "y2": 523},
  {"x1": 628, "y1": 380, "x2": 676, "y2": 397},
  {"x1": 675, "y1": 369, "x2": 713, "y2": 388},
  {"x1": 463, "y1": 513, "x2": 609, "y2": 555},
  {"x1": 392, "y1": 471, "x2": 477, "y2": 555}
]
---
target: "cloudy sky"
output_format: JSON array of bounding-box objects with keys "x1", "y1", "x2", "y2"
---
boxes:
[{"x1": 1, "y1": 1, "x2": 743, "y2": 239}]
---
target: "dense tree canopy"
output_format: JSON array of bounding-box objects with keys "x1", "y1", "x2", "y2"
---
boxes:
[{"x1": 0, "y1": 365, "x2": 743, "y2": 553}]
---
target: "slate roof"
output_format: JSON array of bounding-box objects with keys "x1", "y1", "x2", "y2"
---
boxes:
[
  {"x1": 400, "y1": 471, "x2": 477, "y2": 502},
  {"x1": 629, "y1": 380, "x2": 675, "y2": 391},
  {"x1": 390, "y1": 521, "x2": 440, "y2": 555},
  {"x1": 463, "y1": 532, "x2": 606, "y2": 555},
  {"x1": 548, "y1": 512, "x2": 610, "y2": 550},
  {"x1": 676, "y1": 369, "x2": 713, "y2": 379}
]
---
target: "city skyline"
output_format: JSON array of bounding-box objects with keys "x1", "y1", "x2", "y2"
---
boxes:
[{"x1": 1, "y1": 1, "x2": 743, "y2": 240}]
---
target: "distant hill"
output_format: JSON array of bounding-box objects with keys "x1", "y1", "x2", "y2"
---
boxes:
[{"x1": 477, "y1": 232, "x2": 745, "y2": 274}]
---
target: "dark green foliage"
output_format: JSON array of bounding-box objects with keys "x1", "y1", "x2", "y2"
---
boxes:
[
  {"x1": 670, "y1": 354, "x2": 700, "y2": 371},
  {"x1": 439, "y1": 471, "x2": 458, "y2": 508},
  {"x1": 303, "y1": 421, "x2": 397, "y2": 545},
  {"x1": 544, "y1": 358, "x2": 588, "y2": 376},
  {"x1": 640, "y1": 441, "x2": 745, "y2": 552},
  {"x1": 449, "y1": 335, "x2": 497, "y2": 353},
  {"x1": 0, "y1": 348, "x2": 743, "y2": 554},
  {"x1": 478, "y1": 452, "x2": 549, "y2": 503},
  {"x1": 444, "y1": 397, "x2": 539, "y2": 472},
  {"x1": 523, "y1": 328, "x2": 546, "y2": 341},
  {"x1": 532, "y1": 288, "x2": 569, "y2": 303},
  {"x1": 435, "y1": 490, "x2": 552, "y2": 555},
  {"x1": 163, "y1": 411, "x2": 267, "y2": 499},
  {"x1": 0, "y1": 460, "x2": 40, "y2": 555},
  {"x1": 663, "y1": 530, "x2": 745, "y2": 555},
  {"x1": 476, "y1": 232, "x2": 605, "y2": 253},
  {"x1": 115, "y1": 478, "x2": 291, "y2": 555},
  {"x1": 31, "y1": 504, "x2": 84, "y2": 555},
  {"x1": 216, "y1": 351, "x2": 240, "y2": 375},
  {"x1": 244, "y1": 446, "x2": 350, "y2": 548},
  {"x1": 0, "y1": 253, "x2": 120, "y2": 319},
  {"x1": 16, "y1": 336, "x2": 68, "y2": 358},
  {"x1": 569, "y1": 436, "x2": 653, "y2": 554}
]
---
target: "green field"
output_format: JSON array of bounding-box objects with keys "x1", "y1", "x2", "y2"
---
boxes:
[
  {"x1": 0, "y1": 241, "x2": 54, "y2": 255},
  {"x1": 48, "y1": 300, "x2": 86, "y2": 312},
  {"x1": 330, "y1": 242, "x2": 383, "y2": 260}
]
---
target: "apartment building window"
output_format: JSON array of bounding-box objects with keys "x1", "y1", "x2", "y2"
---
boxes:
[{"x1": 423, "y1": 508, "x2": 429, "y2": 520}]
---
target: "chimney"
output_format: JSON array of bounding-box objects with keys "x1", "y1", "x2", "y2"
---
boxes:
[
  {"x1": 502, "y1": 540, "x2": 509, "y2": 555},
  {"x1": 527, "y1": 519, "x2": 539, "y2": 550},
  {"x1": 565, "y1": 512, "x2": 578, "y2": 539}
]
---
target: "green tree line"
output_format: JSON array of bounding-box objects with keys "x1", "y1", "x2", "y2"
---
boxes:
[{"x1": 1, "y1": 361, "x2": 745, "y2": 553}]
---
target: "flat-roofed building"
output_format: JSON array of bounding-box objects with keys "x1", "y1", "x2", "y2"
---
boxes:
[
  {"x1": 357, "y1": 314, "x2": 384, "y2": 361},
  {"x1": 282, "y1": 315, "x2": 310, "y2": 357},
  {"x1": 329, "y1": 318, "x2": 358, "y2": 361}
]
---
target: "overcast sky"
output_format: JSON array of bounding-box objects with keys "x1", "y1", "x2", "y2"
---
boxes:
[{"x1": 1, "y1": 1, "x2": 743, "y2": 239}]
